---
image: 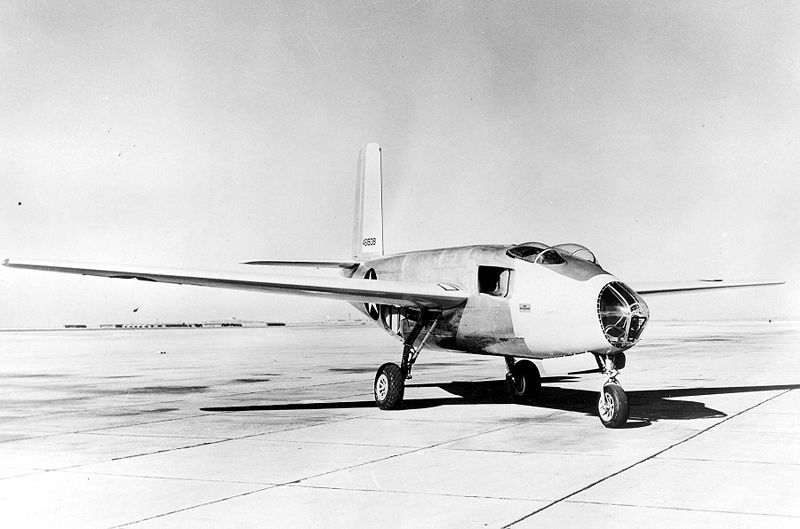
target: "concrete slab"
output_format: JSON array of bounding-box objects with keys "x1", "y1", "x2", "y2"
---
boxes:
[
  {"x1": 260, "y1": 416, "x2": 505, "y2": 447},
  {"x1": 361, "y1": 400, "x2": 560, "y2": 424},
  {"x1": 709, "y1": 410, "x2": 800, "y2": 434},
  {"x1": 0, "y1": 467, "x2": 39, "y2": 480},
  {"x1": 0, "y1": 322, "x2": 797, "y2": 527},
  {"x1": 626, "y1": 388, "x2": 784, "y2": 431},
  {"x1": 444, "y1": 421, "x2": 696, "y2": 459},
  {"x1": 129, "y1": 484, "x2": 546, "y2": 529},
  {"x1": 72, "y1": 438, "x2": 411, "y2": 485},
  {"x1": 89, "y1": 412, "x2": 337, "y2": 440},
  {"x1": 303, "y1": 447, "x2": 633, "y2": 500},
  {"x1": 658, "y1": 427, "x2": 800, "y2": 465},
  {"x1": 572, "y1": 458, "x2": 800, "y2": 517},
  {"x1": 0, "y1": 432, "x2": 217, "y2": 470},
  {"x1": 756, "y1": 388, "x2": 800, "y2": 414},
  {"x1": 511, "y1": 501, "x2": 800, "y2": 529},
  {"x1": 0, "y1": 407, "x2": 200, "y2": 437},
  {"x1": 0, "y1": 471, "x2": 260, "y2": 529}
]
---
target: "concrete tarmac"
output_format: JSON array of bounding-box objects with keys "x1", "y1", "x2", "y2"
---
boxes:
[{"x1": 0, "y1": 321, "x2": 798, "y2": 528}]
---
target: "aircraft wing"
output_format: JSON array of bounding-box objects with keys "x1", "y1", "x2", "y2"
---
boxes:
[
  {"x1": 629, "y1": 279, "x2": 784, "y2": 295},
  {"x1": 241, "y1": 260, "x2": 360, "y2": 270},
  {"x1": 2, "y1": 259, "x2": 468, "y2": 310}
]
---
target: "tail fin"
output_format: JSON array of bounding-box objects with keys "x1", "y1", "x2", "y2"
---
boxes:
[{"x1": 352, "y1": 143, "x2": 384, "y2": 261}]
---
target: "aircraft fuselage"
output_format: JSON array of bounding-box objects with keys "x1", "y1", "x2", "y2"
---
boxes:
[{"x1": 349, "y1": 244, "x2": 650, "y2": 360}]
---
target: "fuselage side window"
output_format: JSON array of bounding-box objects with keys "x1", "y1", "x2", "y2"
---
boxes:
[{"x1": 478, "y1": 266, "x2": 511, "y2": 297}]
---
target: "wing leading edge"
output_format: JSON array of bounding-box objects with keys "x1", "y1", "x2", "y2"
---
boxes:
[
  {"x1": 629, "y1": 279, "x2": 784, "y2": 295},
  {"x1": 2, "y1": 259, "x2": 467, "y2": 310}
]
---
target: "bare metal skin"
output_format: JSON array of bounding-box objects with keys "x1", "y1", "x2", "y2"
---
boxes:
[
  {"x1": 350, "y1": 243, "x2": 646, "y2": 360},
  {"x1": 2, "y1": 144, "x2": 780, "y2": 428}
]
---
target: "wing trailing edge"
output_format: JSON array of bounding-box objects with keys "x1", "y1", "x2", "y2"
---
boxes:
[{"x1": 2, "y1": 259, "x2": 467, "y2": 310}]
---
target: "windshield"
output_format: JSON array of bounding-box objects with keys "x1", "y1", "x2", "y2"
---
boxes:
[{"x1": 506, "y1": 245, "x2": 544, "y2": 261}]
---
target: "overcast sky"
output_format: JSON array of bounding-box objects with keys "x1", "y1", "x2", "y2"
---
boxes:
[{"x1": 1, "y1": 1, "x2": 798, "y2": 328}]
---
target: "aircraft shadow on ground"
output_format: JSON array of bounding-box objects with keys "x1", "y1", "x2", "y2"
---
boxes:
[{"x1": 201, "y1": 380, "x2": 800, "y2": 425}]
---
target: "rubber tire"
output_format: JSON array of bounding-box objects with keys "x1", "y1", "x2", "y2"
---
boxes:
[
  {"x1": 374, "y1": 362, "x2": 405, "y2": 410},
  {"x1": 612, "y1": 352, "x2": 626, "y2": 370},
  {"x1": 598, "y1": 383, "x2": 629, "y2": 428},
  {"x1": 507, "y1": 360, "x2": 542, "y2": 404}
]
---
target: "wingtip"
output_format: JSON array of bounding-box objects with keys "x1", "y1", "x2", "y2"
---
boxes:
[{"x1": 2, "y1": 258, "x2": 9, "y2": 267}]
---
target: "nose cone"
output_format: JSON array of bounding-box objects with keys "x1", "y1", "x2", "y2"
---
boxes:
[{"x1": 598, "y1": 281, "x2": 650, "y2": 349}]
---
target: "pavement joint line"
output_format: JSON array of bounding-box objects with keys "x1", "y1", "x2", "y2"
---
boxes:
[
  {"x1": 0, "y1": 368, "x2": 497, "y2": 419},
  {"x1": 60, "y1": 467, "x2": 281, "y2": 486},
  {"x1": 289, "y1": 482, "x2": 547, "y2": 503},
  {"x1": 108, "y1": 484, "x2": 279, "y2": 529},
  {"x1": 0, "y1": 414, "x2": 212, "y2": 444},
  {"x1": 288, "y1": 421, "x2": 523, "y2": 488},
  {"x1": 287, "y1": 414, "x2": 527, "y2": 426},
  {"x1": 83, "y1": 431, "x2": 226, "y2": 440},
  {"x1": 655, "y1": 456, "x2": 800, "y2": 466},
  {"x1": 0, "y1": 380, "x2": 378, "y2": 420},
  {"x1": 438, "y1": 446, "x2": 669, "y2": 457},
  {"x1": 234, "y1": 437, "x2": 436, "y2": 449},
  {"x1": 502, "y1": 387, "x2": 795, "y2": 528},
  {"x1": 99, "y1": 421, "x2": 523, "y2": 527},
  {"x1": 568, "y1": 499, "x2": 800, "y2": 519},
  {"x1": 0, "y1": 403, "x2": 203, "y2": 431},
  {"x1": 0, "y1": 469, "x2": 45, "y2": 481},
  {"x1": 87, "y1": 414, "x2": 366, "y2": 463},
  {"x1": 107, "y1": 421, "x2": 536, "y2": 525},
  {"x1": 1, "y1": 365, "x2": 487, "y2": 411},
  {"x1": 10, "y1": 414, "x2": 366, "y2": 474},
  {"x1": 79, "y1": 415, "x2": 337, "y2": 438}
]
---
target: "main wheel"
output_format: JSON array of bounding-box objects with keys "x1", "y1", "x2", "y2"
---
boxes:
[
  {"x1": 507, "y1": 360, "x2": 541, "y2": 404},
  {"x1": 598, "y1": 383, "x2": 629, "y2": 428},
  {"x1": 374, "y1": 362, "x2": 405, "y2": 410}
]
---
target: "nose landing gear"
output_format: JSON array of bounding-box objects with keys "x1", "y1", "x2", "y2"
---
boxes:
[{"x1": 596, "y1": 352, "x2": 628, "y2": 428}]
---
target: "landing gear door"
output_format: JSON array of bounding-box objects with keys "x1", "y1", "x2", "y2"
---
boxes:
[{"x1": 380, "y1": 305, "x2": 406, "y2": 339}]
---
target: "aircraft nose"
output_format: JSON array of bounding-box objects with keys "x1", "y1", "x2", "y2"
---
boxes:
[{"x1": 597, "y1": 281, "x2": 649, "y2": 349}]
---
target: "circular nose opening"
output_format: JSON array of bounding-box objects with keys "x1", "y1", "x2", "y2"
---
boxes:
[{"x1": 597, "y1": 282, "x2": 649, "y2": 348}]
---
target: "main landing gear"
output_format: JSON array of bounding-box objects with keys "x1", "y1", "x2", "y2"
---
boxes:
[
  {"x1": 595, "y1": 352, "x2": 628, "y2": 428},
  {"x1": 374, "y1": 310, "x2": 440, "y2": 410},
  {"x1": 505, "y1": 357, "x2": 541, "y2": 404}
]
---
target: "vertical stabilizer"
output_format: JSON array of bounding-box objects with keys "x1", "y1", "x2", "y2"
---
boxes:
[{"x1": 352, "y1": 143, "x2": 384, "y2": 260}]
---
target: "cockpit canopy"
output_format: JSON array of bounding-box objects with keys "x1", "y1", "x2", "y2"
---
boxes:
[
  {"x1": 507, "y1": 242, "x2": 598, "y2": 266},
  {"x1": 506, "y1": 242, "x2": 564, "y2": 265},
  {"x1": 552, "y1": 243, "x2": 598, "y2": 265}
]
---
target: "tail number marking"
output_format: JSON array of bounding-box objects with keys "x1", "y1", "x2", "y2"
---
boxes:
[{"x1": 362, "y1": 237, "x2": 377, "y2": 247}]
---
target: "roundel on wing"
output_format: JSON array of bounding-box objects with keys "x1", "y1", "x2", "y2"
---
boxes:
[{"x1": 364, "y1": 268, "x2": 379, "y2": 320}]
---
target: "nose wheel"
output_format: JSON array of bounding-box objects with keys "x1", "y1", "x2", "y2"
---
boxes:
[
  {"x1": 598, "y1": 382, "x2": 628, "y2": 428},
  {"x1": 595, "y1": 353, "x2": 629, "y2": 428}
]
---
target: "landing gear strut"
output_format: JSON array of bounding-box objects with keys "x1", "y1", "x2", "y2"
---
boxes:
[
  {"x1": 505, "y1": 357, "x2": 541, "y2": 404},
  {"x1": 595, "y1": 352, "x2": 628, "y2": 428},
  {"x1": 373, "y1": 310, "x2": 440, "y2": 410}
]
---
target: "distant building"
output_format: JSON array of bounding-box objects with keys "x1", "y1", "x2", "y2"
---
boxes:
[{"x1": 95, "y1": 319, "x2": 286, "y2": 329}]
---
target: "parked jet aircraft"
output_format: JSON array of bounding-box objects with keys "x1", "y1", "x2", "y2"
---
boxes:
[{"x1": 4, "y1": 144, "x2": 782, "y2": 427}]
